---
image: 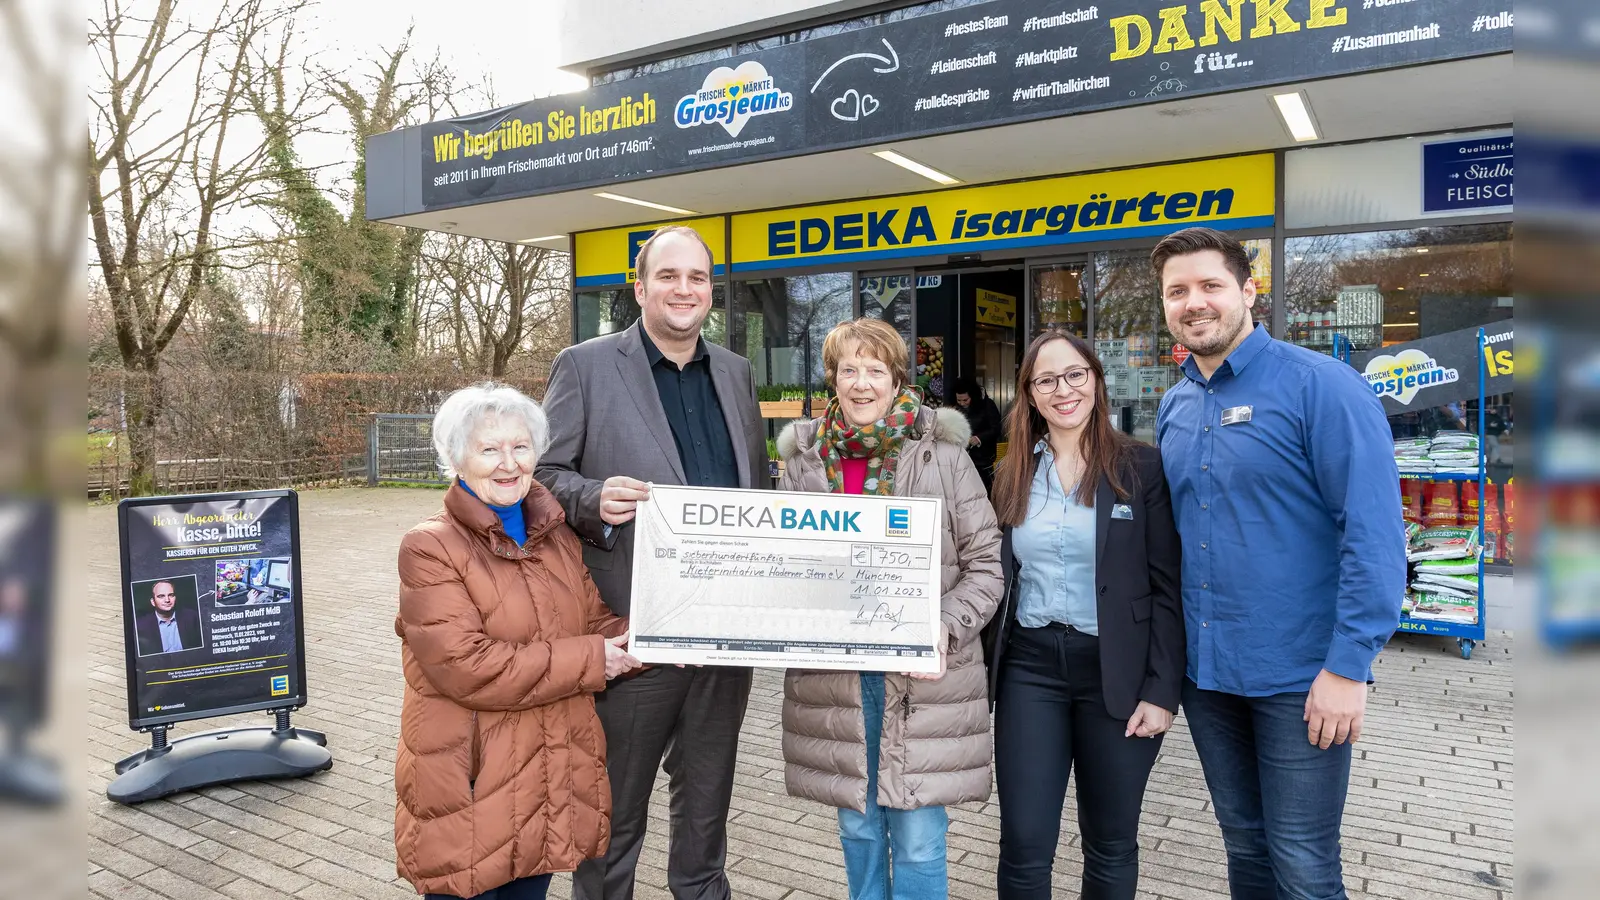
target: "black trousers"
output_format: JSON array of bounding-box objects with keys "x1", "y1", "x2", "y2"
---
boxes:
[
  {"x1": 995, "y1": 624, "x2": 1164, "y2": 900},
  {"x1": 572, "y1": 665, "x2": 752, "y2": 900}
]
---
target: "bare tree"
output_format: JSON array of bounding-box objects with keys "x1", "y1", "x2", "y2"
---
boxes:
[
  {"x1": 88, "y1": 0, "x2": 309, "y2": 494},
  {"x1": 234, "y1": 235, "x2": 304, "y2": 370},
  {"x1": 248, "y1": 29, "x2": 453, "y2": 358},
  {"x1": 421, "y1": 235, "x2": 569, "y2": 376}
]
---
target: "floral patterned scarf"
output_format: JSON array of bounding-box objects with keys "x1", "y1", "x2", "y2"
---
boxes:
[{"x1": 818, "y1": 389, "x2": 921, "y2": 496}]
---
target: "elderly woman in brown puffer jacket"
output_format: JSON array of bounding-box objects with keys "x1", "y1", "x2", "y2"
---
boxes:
[
  {"x1": 395, "y1": 383, "x2": 642, "y2": 900},
  {"x1": 775, "y1": 318, "x2": 1003, "y2": 900}
]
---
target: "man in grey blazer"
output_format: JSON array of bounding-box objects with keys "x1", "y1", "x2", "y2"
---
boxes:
[{"x1": 537, "y1": 225, "x2": 769, "y2": 900}]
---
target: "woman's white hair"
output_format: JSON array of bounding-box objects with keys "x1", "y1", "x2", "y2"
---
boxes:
[{"x1": 432, "y1": 382, "x2": 551, "y2": 478}]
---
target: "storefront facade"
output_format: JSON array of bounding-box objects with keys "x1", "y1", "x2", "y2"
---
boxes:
[
  {"x1": 568, "y1": 133, "x2": 1511, "y2": 450},
  {"x1": 367, "y1": 0, "x2": 1516, "y2": 563}
]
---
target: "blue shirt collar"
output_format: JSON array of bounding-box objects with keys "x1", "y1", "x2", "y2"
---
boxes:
[{"x1": 1181, "y1": 322, "x2": 1271, "y2": 384}]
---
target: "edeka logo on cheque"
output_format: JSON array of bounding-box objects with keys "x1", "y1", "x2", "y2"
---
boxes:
[
  {"x1": 681, "y1": 501, "x2": 860, "y2": 533},
  {"x1": 1362, "y1": 348, "x2": 1459, "y2": 405},
  {"x1": 675, "y1": 61, "x2": 793, "y2": 137}
]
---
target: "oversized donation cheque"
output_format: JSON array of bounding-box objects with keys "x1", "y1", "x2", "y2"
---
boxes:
[{"x1": 626, "y1": 485, "x2": 944, "y2": 673}]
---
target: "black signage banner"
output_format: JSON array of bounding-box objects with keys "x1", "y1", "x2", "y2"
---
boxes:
[
  {"x1": 118, "y1": 491, "x2": 308, "y2": 730},
  {"x1": 407, "y1": 0, "x2": 1510, "y2": 212},
  {"x1": 1350, "y1": 318, "x2": 1513, "y2": 416}
]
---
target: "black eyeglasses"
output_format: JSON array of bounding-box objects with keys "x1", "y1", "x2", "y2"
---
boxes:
[{"x1": 1030, "y1": 368, "x2": 1091, "y2": 394}]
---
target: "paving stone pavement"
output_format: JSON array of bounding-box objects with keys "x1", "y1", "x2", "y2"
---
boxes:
[{"x1": 86, "y1": 488, "x2": 1514, "y2": 900}]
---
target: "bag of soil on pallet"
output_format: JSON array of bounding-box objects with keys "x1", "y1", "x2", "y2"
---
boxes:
[
  {"x1": 1413, "y1": 553, "x2": 1480, "y2": 577},
  {"x1": 1408, "y1": 525, "x2": 1481, "y2": 561},
  {"x1": 1409, "y1": 591, "x2": 1479, "y2": 623},
  {"x1": 1412, "y1": 572, "x2": 1479, "y2": 597}
]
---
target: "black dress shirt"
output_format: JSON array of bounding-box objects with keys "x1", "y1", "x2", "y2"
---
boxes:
[{"x1": 638, "y1": 322, "x2": 740, "y2": 488}]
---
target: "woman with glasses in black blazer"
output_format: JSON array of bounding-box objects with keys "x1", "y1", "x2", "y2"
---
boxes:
[{"x1": 983, "y1": 328, "x2": 1185, "y2": 900}]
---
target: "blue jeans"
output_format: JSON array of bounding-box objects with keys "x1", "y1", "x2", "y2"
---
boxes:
[
  {"x1": 837, "y1": 672, "x2": 949, "y2": 900},
  {"x1": 1182, "y1": 680, "x2": 1353, "y2": 900}
]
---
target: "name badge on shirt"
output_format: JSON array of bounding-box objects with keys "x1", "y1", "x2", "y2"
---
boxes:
[
  {"x1": 1221, "y1": 405, "x2": 1254, "y2": 426},
  {"x1": 1111, "y1": 504, "x2": 1134, "y2": 520}
]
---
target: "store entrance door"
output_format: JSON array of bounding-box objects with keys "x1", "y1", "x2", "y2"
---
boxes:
[
  {"x1": 894, "y1": 264, "x2": 1024, "y2": 413},
  {"x1": 877, "y1": 263, "x2": 1020, "y2": 488},
  {"x1": 965, "y1": 268, "x2": 1024, "y2": 419}
]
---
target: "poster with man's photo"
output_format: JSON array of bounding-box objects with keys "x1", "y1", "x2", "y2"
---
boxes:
[{"x1": 118, "y1": 490, "x2": 307, "y2": 730}]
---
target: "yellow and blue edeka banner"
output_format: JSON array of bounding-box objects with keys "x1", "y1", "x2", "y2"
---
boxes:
[
  {"x1": 573, "y1": 155, "x2": 1273, "y2": 285},
  {"x1": 731, "y1": 154, "x2": 1274, "y2": 272},
  {"x1": 574, "y1": 216, "x2": 726, "y2": 288}
]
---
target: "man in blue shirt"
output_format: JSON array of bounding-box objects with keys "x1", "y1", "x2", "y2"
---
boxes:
[{"x1": 1153, "y1": 227, "x2": 1404, "y2": 899}]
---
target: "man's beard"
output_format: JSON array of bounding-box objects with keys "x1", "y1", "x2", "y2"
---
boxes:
[{"x1": 1180, "y1": 304, "x2": 1250, "y2": 358}]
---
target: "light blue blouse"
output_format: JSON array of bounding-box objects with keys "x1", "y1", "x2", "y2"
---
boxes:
[{"x1": 1013, "y1": 442, "x2": 1099, "y2": 634}]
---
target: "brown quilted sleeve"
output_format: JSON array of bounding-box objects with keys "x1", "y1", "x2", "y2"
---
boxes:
[{"x1": 398, "y1": 529, "x2": 607, "y2": 709}]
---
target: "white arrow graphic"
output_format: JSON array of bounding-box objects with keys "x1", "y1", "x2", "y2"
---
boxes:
[{"x1": 810, "y1": 39, "x2": 900, "y2": 94}]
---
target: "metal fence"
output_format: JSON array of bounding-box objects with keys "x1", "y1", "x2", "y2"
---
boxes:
[
  {"x1": 367, "y1": 414, "x2": 445, "y2": 486},
  {"x1": 87, "y1": 451, "x2": 362, "y2": 499},
  {"x1": 89, "y1": 370, "x2": 548, "y2": 499},
  {"x1": 89, "y1": 414, "x2": 444, "y2": 498}
]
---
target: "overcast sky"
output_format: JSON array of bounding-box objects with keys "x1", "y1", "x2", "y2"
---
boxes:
[
  {"x1": 298, "y1": 0, "x2": 585, "y2": 100},
  {"x1": 81, "y1": 0, "x2": 596, "y2": 284}
]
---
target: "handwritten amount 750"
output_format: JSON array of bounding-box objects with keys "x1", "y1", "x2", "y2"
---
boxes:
[{"x1": 852, "y1": 546, "x2": 922, "y2": 568}]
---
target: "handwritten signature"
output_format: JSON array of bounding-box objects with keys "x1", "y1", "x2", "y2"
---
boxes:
[{"x1": 851, "y1": 602, "x2": 911, "y2": 631}]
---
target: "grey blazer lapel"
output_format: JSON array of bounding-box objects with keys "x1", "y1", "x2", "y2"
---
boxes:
[
  {"x1": 711, "y1": 356, "x2": 752, "y2": 488},
  {"x1": 616, "y1": 327, "x2": 687, "y2": 483}
]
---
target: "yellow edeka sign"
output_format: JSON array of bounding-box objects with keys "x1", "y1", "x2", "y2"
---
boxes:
[
  {"x1": 575, "y1": 216, "x2": 727, "y2": 287},
  {"x1": 976, "y1": 289, "x2": 1016, "y2": 327},
  {"x1": 731, "y1": 155, "x2": 1274, "y2": 272}
]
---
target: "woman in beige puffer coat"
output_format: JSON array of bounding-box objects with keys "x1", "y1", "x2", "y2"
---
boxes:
[{"x1": 775, "y1": 318, "x2": 1002, "y2": 900}]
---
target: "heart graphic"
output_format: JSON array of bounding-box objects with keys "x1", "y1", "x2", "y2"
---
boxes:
[
  {"x1": 1361, "y1": 348, "x2": 1459, "y2": 405},
  {"x1": 828, "y1": 89, "x2": 882, "y2": 123},
  {"x1": 831, "y1": 88, "x2": 862, "y2": 122},
  {"x1": 688, "y1": 60, "x2": 779, "y2": 137}
]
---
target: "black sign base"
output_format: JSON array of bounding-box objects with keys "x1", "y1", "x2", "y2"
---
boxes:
[
  {"x1": 0, "y1": 751, "x2": 62, "y2": 805},
  {"x1": 107, "y1": 716, "x2": 331, "y2": 805}
]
